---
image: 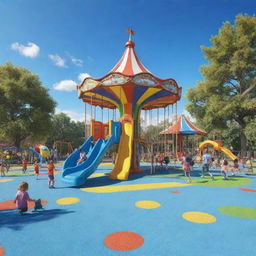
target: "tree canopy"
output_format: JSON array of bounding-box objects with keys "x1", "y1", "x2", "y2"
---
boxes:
[
  {"x1": 45, "y1": 113, "x2": 85, "y2": 149},
  {"x1": 0, "y1": 62, "x2": 56, "y2": 147},
  {"x1": 186, "y1": 14, "x2": 256, "y2": 155}
]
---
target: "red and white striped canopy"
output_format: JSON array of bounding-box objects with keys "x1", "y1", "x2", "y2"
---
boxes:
[
  {"x1": 109, "y1": 40, "x2": 151, "y2": 76},
  {"x1": 160, "y1": 115, "x2": 207, "y2": 135}
]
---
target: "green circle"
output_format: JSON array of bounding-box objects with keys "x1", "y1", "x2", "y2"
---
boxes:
[
  {"x1": 148, "y1": 173, "x2": 252, "y2": 188},
  {"x1": 192, "y1": 176, "x2": 252, "y2": 188},
  {"x1": 218, "y1": 206, "x2": 256, "y2": 219}
]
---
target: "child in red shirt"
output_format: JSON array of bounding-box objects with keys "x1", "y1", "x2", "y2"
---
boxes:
[
  {"x1": 34, "y1": 160, "x2": 40, "y2": 180},
  {"x1": 47, "y1": 160, "x2": 55, "y2": 188},
  {"x1": 22, "y1": 158, "x2": 28, "y2": 174}
]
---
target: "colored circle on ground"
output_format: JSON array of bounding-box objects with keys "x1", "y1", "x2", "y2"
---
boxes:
[
  {"x1": 182, "y1": 211, "x2": 216, "y2": 224},
  {"x1": 104, "y1": 232, "x2": 144, "y2": 251},
  {"x1": 218, "y1": 206, "x2": 256, "y2": 219},
  {"x1": 0, "y1": 246, "x2": 4, "y2": 256},
  {"x1": 135, "y1": 200, "x2": 161, "y2": 209},
  {"x1": 0, "y1": 200, "x2": 47, "y2": 210},
  {"x1": 56, "y1": 197, "x2": 80, "y2": 205},
  {"x1": 240, "y1": 188, "x2": 256, "y2": 192},
  {"x1": 192, "y1": 176, "x2": 252, "y2": 188},
  {"x1": 0, "y1": 179, "x2": 13, "y2": 183},
  {"x1": 170, "y1": 190, "x2": 181, "y2": 194}
]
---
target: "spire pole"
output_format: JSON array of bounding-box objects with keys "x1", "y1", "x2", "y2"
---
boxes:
[{"x1": 127, "y1": 28, "x2": 135, "y2": 41}]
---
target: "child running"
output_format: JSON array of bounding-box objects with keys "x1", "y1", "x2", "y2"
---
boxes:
[
  {"x1": 22, "y1": 158, "x2": 28, "y2": 174},
  {"x1": 221, "y1": 159, "x2": 229, "y2": 180},
  {"x1": 34, "y1": 160, "x2": 40, "y2": 179},
  {"x1": 47, "y1": 160, "x2": 55, "y2": 188},
  {"x1": 14, "y1": 181, "x2": 35, "y2": 215}
]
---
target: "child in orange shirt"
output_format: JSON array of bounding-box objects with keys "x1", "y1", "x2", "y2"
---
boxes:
[
  {"x1": 22, "y1": 158, "x2": 28, "y2": 174},
  {"x1": 47, "y1": 160, "x2": 55, "y2": 188},
  {"x1": 34, "y1": 160, "x2": 40, "y2": 180}
]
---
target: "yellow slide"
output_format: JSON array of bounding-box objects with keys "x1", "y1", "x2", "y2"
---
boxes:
[
  {"x1": 109, "y1": 121, "x2": 133, "y2": 180},
  {"x1": 219, "y1": 147, "x2": 237, "y2": 160},
  {"x1": 199, "y1": 140, "x2": 237, "y2": 160}
]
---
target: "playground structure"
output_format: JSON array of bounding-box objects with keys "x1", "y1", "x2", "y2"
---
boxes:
[
  {"x1": 160, "y1": 114, "x2": 207, "y2": 157},
  {"x1": 62, "y1": 31, "x2": 182, "y2": 185},
  {"x1": 62, "y1": 120, "x2": 121, "y2": 186},
  {"x1": 199, "y1": 140, "x2": 237, "y2": 160},
  {"x1": 29, "y1": 144, "x2": 50, "y2": 166}
]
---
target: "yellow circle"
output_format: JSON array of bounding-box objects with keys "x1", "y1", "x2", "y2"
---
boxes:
[
  {"x1": 135, "y1": 200, "x2": 161, "y2": 209},
  {"x1": 56, "y1": 197, "x2": 80, "y2": 205},
  {"x1": 0, "y1": 179, "x2": 13, "y2": 182},
  {"x1": 182, "y1": 211, "x2": 216, "y2": 224}
]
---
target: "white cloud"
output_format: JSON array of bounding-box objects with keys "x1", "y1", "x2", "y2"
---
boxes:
[
  {"x1": 53, "y1": 80, "x2": 77, "y2": 91},
  {"x1": 78, "y1": 73, "x2": 90, "y2": 82},
  {"x1": 48, "y1": 54, "x2": 66, "y2": 67},
  {"x1": 55, "y1": 108, "x2": 88, "y2": 122},
  {"x1": 11, "y1": 42, "x2": 40, "y2": 58},
  {"x1": 70, "y1": 56, "x2": 83, "y2": 67}
]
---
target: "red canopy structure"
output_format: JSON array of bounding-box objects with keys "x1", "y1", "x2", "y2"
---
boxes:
[
  {"x1": 161, "y1": 115, "x2": 206, "y2": 135},
  {"x1": 160, "y1": 114, "x2": 206, "y2": 155}
]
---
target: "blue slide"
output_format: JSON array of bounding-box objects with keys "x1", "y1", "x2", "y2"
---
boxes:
[{"x1": 61, "y1": 121, "x2": 121, "y2": 186}]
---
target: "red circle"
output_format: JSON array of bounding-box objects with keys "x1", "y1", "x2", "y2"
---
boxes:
[
  {"x1": 104, "y1": 232, "x2": 144, "y2": 251},
  {"x1": 170, "y1": 190, "x2": 181, "y2": 194},
  {"x1": 0, "y1": 246, "x2": 4, "y2": 256},
  {"x1": 0, "y1": 200, "x2": 48, "y2": 211},
  {"x1": 240, "y1": 188, "x2": 256, "y2": 192}
]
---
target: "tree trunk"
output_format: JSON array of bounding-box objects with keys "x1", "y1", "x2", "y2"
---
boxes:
[{"x1": 240, "y1": 124, "x2": 247, "y2": 157}]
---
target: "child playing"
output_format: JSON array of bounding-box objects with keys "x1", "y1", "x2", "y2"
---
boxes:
[
  {"x1": 0, "y1": 162, "x2": 5, "y2": 177},
  {"x1": 14, "y1": 181, "x2": 35, "y2": 215},
  {"x1": 221, "y1": 159, "x2": 229, "y2": 180},
  {"x1": 231, "y1": 159, "x2": 239, "y2": 176},
  {"x1": 22, "y1": 158, "x2": 28, "y2": 174},
  {"x1": 184, "y1": 153, "x2": 192, "y2": 184},
  {"x1": 77, "y1": 149, "x2": 87, "y2": 165},
  {"x1": 34, "y1": 160, "x2": 40, "y2": 179},
  {"x1": 47, "y1": 160, "x2": 55, "y2": 188}
]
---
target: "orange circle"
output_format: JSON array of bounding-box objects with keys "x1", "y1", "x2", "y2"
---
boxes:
[
  {"x1": 0, "y1": 200, "x2": 47, "y2": 211},
  {"x1": 240, "y1": 188, "x2": 256, "y2": 192},
  {"x1": 104, "y1": 232, "x2": 144, "y2": 251},
  {"x1": 170, "y1": 191, "x2": 181, "y2": 194},
  {"x1": 0, "y1": 246, "x2": 4, "y2": 256}
]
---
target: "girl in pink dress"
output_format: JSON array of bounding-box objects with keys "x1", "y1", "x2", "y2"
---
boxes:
[{"x1": 14, "y1": 182, "x2": 35, "y2": 214}]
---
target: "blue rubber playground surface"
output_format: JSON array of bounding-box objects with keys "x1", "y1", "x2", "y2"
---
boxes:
[{"x1": 1, "y1": 164, "x2": 256, "y2": 256}]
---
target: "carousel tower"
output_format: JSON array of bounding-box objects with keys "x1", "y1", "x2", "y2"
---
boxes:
[{"x1": 78, "y1": 30, "x2": 182, "y2": 180}]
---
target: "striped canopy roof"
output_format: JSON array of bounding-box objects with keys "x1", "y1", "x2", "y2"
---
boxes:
[
  {"x1": 109, "y1": 40, "x2": 151, "y2": 76},
  {"x1": 77, "y1": 37, "x2": 182, "y2": 112},
  {"x1": 160, "y1": 115, "x2": 207, "y2": 135}
]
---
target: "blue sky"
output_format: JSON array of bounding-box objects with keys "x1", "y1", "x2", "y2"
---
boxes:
[{"x1": 0, "y1": 0, "x2": 255, "y2": 123}]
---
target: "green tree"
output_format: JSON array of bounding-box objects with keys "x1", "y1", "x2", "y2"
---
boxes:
[
  {"x1": 0, "y1": 63, "x2": 56, "y2": 147},
  {"x1": 186, "y1": 14, "x2": 256, "y2": 156},
  {"x1": 46, "y1": 113, "x2": 85, "y2": 150},
  {"x1": 244, "y1": 119, "x2": 256, "y2": 151}
]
